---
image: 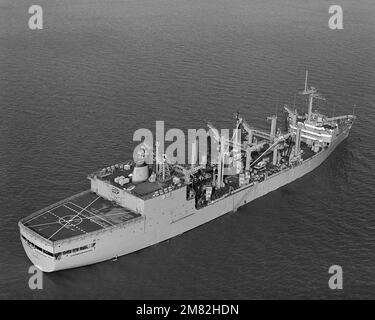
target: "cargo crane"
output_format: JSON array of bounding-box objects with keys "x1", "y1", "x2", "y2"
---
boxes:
[
  {"x1": 233, "y1": 113, "x2": 293, "y2": 168},
  {"x1": 207, "y1": 117, "x2": 278, "y2": 187},
  {"x1": 249, "y1": 132, "x2": 292, "y2": 168},
  {"x1": 208, "y1": 113, "x2": 300, "y2": 189},
  {"x1": 238, "y1": 114, "x2": 271, "y2": 141}
]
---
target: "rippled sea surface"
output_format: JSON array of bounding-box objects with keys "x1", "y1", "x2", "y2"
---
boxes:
[{"x1": 0, "y1": 0, "x2": 375, "y2": 299}]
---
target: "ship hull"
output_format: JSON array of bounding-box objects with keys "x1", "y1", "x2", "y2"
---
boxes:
[{"x1": 20, "y1": 126, "x2": 351, "y2": 272}]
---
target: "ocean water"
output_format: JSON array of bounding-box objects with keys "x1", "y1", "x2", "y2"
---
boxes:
[{"x1": 0, "y1": 0, "x2": 375, "y2": 299}]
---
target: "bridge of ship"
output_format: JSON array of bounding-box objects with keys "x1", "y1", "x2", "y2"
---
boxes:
[{"x1": 21, "y1": 191, "x2": 141, "y2": 242}]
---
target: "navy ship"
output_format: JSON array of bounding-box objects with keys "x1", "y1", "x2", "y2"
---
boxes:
[{"x1": 19, "y1": 72, "x2": 356, "y2": 272}]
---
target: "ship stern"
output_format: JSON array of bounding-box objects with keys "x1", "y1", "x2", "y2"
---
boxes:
[{"x1": 19, "y1": 222, "x2": 58, "y2": 272}]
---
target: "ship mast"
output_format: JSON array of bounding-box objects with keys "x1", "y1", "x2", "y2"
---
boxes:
[{"x1": 299, "y1": 70, "x2": 325, "y2": 123}]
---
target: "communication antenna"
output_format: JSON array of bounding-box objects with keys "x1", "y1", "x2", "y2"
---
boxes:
[{"x1": 158, "y1": 154, "x2": 171, "y2": 182}]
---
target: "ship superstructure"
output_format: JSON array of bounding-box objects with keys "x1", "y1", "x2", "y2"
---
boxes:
[{"x1": 19, "y1": 72, "x2": 356, "y2": 272}]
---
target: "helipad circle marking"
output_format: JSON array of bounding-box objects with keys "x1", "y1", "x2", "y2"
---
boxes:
[{"x1": 59, "y1": 215, "x2": 83, "y2": 227}]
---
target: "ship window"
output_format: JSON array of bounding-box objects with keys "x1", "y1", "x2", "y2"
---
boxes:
[
  {"x1": 43, "y1": 250, "x2": 53, "y2": 257},
  {"x1": 21, "y1": 235, "x2": 54, "y2": 257},
  {"x1": 80, "y1": 245, "x2": 88, "y2": 251},
  {"x1": 63, "y1": 250, "x2": 71, "y2": 255},
  {"x1": 72, "y1": 248, "x2": 79, "y2": 253}
]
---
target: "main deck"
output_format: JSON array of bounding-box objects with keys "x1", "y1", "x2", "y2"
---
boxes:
[{"x1": 20, "y1": 191, "x2": 141, "y2": 242}]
